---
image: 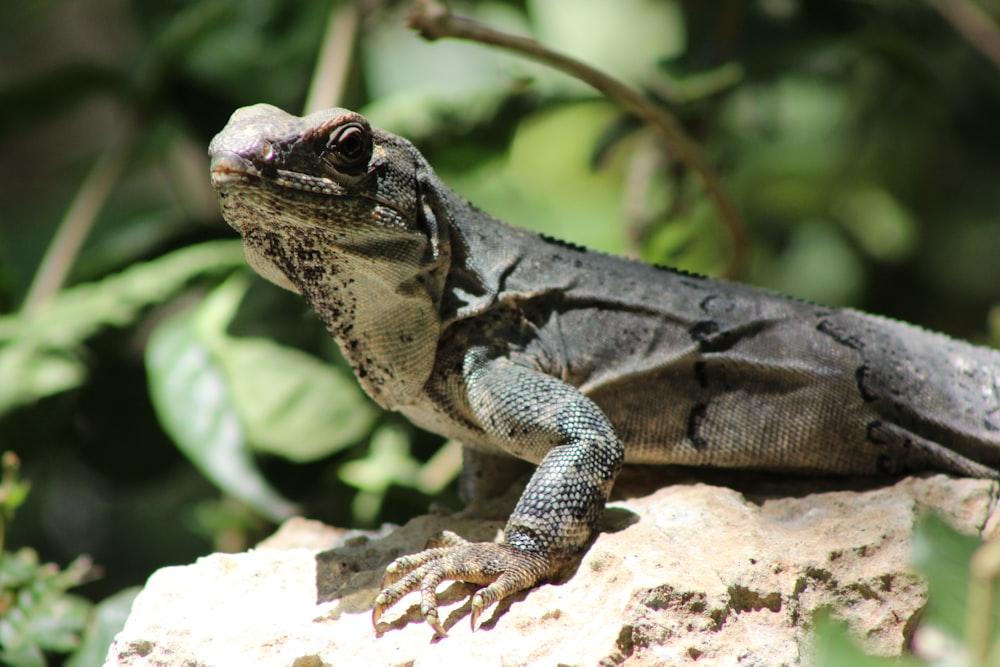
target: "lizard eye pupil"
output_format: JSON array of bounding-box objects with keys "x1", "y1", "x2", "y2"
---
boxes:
[{"x1": 324, "y1": 122, "x2": 371, "y2": 172}]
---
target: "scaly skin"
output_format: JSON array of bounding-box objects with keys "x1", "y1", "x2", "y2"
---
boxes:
[{"x1": 209, "y1": 104, "x2": 1000, "y2": 635}]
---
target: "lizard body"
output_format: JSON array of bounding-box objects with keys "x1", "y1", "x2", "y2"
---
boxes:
[{"x1": 209, "y1": 104, "x2": 1000, "y2": 634}]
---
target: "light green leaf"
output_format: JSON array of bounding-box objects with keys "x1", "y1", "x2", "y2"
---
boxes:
[
  {"x1": 530, "y1": 0, "x2": 685, "y2": 94},
  {"x1": 339, "y1": 425, "x2": 420, "y2": 524},
  {"x1": 361, "y1": 2, "x2": 528, "y2": 135},
  {"x1": 0, "y1": 642, "x2": 45, "y2": 667},
  {"x1": 145, "y1": 308, "x2": 297, "y2": 522},
  {"x1": 338, "y1": 425, "x2": 419, "y2": 493},
  {"x1": 0, "y1": 550, "x2": 94, "y2": 662},
  {"x1": 445, "y1": 103, "x2": 628, "y2": 255},
  {"x1": 835, "y1": 187, "x2": 918, "y2": 263},
  {"x1": 0, "y1": 240, "x2": 245, "y2": 414},
  {"x1": 912, "y1": 513, "x2": 983, "y2": 640},
  {"x1": 18, "y1": 594, "x2": 91, "y2": 653},
  {"x1": 812, "y1": 611, "x2": 924, "y2": 667},
  {"x1": 760, "y1": 223, "x2": 864, "y2": 306},
  {"x1": 65, "y1": 587, "x2": 141, "y2": 667},
  {"x1": 220, "y1": 338, "x2": 377, "y2": 462},
  {"x1": 192, "y1": 274, "x2": 378, "y2": 462}
]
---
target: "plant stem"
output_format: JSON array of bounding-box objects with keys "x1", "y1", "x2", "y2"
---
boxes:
[
  {"x1": 22, "y1": 123, "x2": 134, "y2": 313},
  {"x1": 407, "y1": 0, "x2": 747, "y2": 278},
  {"x1": 304, "y1": 1, "x2": 360, "y2": 114},
  {"x1": 928, "y1": 0, "x2": 1000, "y2": 71}
]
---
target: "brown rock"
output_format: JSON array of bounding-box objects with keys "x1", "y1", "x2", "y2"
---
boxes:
[{"x1": 104, "y1": 473, "x2": 997, "y2": 667}]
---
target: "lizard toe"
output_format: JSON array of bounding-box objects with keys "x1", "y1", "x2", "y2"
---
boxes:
[{"x1": 372, "y1": 541, "x2": 554, "y2": 633}]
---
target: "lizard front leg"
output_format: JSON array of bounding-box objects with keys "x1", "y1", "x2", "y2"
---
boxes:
[{"x1": 372, "y1": 350, "x2": 624, "y2": 634}]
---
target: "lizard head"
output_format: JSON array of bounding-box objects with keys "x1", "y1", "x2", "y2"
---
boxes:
[
  {"x1": 208, "y1": 104, "x2": 452, "y2": 408},
  {"x1": 209, "y1": 103, "x2": 446, "y2": 294}
]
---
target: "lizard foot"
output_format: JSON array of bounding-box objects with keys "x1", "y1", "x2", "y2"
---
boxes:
[{"x1": 371, "y1": 530, "x2": 552, "y2": 635}]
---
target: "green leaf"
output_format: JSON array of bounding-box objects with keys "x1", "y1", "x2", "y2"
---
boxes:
[
  {"x1": 529, "y1": 0, "x2": 685, "y2": 93},
  {"x1": 759, "y1": 223, "x2": 864, "y2": 306},
  {"x1": 1, "y1": 451, "x2": 31, "y2": 527},
  {"x1": 147, "y1": 266, "x2": 384, "y2": 518},
  {"x1": 65, "y1": 587, "x2": 141, "y2": 667},
  {"x1": 17, "y1": 593, "x2": 91, "y2": 653},
  {"x1": 194, "y1": 273, "x2": 378, "y2": 462},
  {"x1": 361, "y1": 2, "x2": 528, "y2": 135},
  {"x1": 445, "y1": 103, "x2": 629, "y2": 255},
  {"x1": 0, "y1": 642, "x2": 45, "y2": 667},
  {"x1": 339, "y1": 425, "x2": 419, "y2": 494},
  {"x1": 912, "y1": 512, "x2": 983, "y2": 639},
  {"x1": 835, "y1": 186, "x2": 918, "y2": 263},
  {"x1": 0, "y1": 240, "x2": 245, "y2": 414},
  {"x1": 145, "y1": 307, "x2": 297, "y2": 522},
  {"x1": 339, "y1": 425, "x2": 420, "y2": 524},
  {"x1": 0, "y1": 550, "x2": 94, "y2": 662},
  {"x1": 220, "y1": 338, "x2": 377, "y2": 462},
  {"x1": 812, "y1": 611, "x2": 924, "y2": 667}
]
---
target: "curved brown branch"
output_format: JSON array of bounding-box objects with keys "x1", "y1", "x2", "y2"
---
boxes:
[
  {"x1": 928, "y1": 0, "x2": 1000, "y2": 72},
  {"x1": 408, "y1": 0, "x2": 747, "y2": 278}
]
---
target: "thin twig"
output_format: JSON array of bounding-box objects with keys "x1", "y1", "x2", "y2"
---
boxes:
[
  {"x1": 407, "y1": 0, "x2": 747, "y2": 278},
  {"x1": 928, "y1": 0, "x2": 1000, "y2": 72},
  {"x1": 23, "y1": 122, "x2": 134, "y2": 313},
  {"x1": 304, "y1": 2, "x2": 360, "y2": 114}
]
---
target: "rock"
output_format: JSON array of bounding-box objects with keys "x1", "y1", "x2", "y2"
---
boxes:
[{"x1": 104, "y1": 472, "x2": 998, "y2": 667}]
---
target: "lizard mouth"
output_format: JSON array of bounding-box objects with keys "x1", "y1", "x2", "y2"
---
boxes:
[
  {"x1": 210, "y1": 150, "x2": 414, "y2": 226},
  {"x1": 210, "y1": 151, "x2": 258, "y2": 189}
]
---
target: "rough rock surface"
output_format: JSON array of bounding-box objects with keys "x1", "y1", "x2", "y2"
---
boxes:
[{"x1": 105, "y1": 471, "x2": 999, "y2": 667}]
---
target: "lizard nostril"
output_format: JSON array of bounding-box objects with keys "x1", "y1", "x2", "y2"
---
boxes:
[{"x1": 259, "y1": 142, "x2": 275, "y2": 163}]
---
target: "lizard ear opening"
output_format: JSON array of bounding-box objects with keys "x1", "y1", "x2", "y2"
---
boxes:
[
  {"x1": 415, "y1": 176, "x2": 451, "y2": 264},
  {"x1": 418, "y1": 191, "x2": 443, "y2": 261}
]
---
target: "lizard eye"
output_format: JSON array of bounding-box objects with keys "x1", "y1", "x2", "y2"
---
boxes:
[{"x1": 323, "y1": 122, "x2": 371, "y2": 173}]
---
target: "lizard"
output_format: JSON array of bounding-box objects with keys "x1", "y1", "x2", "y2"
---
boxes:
[{"x1": 208, "y1": 103, "x2": 1000, "y2": 636}]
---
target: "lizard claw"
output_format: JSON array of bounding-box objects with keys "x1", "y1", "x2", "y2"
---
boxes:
[{"x1": 371, "y1": 532, "x2": 553, "y2": 634}]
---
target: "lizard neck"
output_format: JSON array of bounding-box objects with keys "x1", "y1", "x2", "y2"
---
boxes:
[{"x1": 237, "y1": 220, "x2": 443, "y2": 409}]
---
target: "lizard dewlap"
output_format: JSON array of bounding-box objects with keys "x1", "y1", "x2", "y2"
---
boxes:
[{"x1": 209, "y1": 103, "x2": 1000, "y2": 634}]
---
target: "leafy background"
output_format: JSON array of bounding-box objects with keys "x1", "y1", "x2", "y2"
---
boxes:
[{"x1": 2, "y1": 0, "x2": 1000, "y2": 664}]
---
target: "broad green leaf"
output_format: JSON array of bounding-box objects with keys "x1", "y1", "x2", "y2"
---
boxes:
[
  {"x1": 912, "y1": 513, "x2": 983, "y2": 640},
  {"x1": 193, "y1": 274, "x2": 378, "y2": 462},
  {"x1": 811, "y1": 611, "x2": 924, "y2": 667},
  {"x1": 145, "y1": 308, "x2": 297, "y2": 522},
  {"x1": 0, "y1": 348, "x2": 84, "y2": 407},
  {"x1": 220, "y1": 338, "x2": 377, "y2": 462},
  {"x1": 0, "y1": 643, "x2": 44, "y2": 667},
  {"x1": 0, "y1": 240, "x2": 244, "y2": 414},
  {"x1": 66, "y1": 587, "x2": 141, "y2": 667}
]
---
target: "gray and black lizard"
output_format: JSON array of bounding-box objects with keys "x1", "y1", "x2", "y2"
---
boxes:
[{"x1": 208, "y1": 104, "x2": 1000, "y2": 635}]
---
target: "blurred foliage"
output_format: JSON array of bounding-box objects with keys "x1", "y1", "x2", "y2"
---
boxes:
[
  {"x1": 1, "y1": 453, "x2": 139, "y2": 667},
  {"x1": 1, "y1": 547, "x2": 94, "y2": 667},
  {"x1": 1, "y1": 0, "x2": 1000, "y2": 664}
]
